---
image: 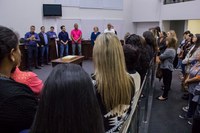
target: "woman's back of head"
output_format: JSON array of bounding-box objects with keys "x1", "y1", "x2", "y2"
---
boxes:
[
  {"x1": 93, "y1": 33, "x2": 134, "y2": 112},
  {"x1": 123, "y1": 44, "x2": 140, "y2": 73},
  {"x1": 166, "y1": 37, "x2": 176, "y2": 49},
  {"x1": 143, "y1": 31, "x2": 156, "y2": 49},
  {"x1": 125, "y1": 34, "x2": 142, "y2": 48},
  {"x1": 167, "y1": 30, "x2": 178, "y2": 42},
  {"x1": 30, "y1": 64, "x2": 104, "y2": 133}
]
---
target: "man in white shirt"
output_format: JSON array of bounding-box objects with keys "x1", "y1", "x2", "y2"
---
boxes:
[{"x1": 104, "y1": 23, "x2": 115, "y2": 33}]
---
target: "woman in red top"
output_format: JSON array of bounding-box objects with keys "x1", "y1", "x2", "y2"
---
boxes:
[{"x1": 11, "y1": 67, "x2": 43, "y2": 95}]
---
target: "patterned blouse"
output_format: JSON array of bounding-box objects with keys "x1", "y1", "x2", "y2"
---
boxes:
[{"x1": 92, "y1": 75, "x2": 135, "y2": 132}]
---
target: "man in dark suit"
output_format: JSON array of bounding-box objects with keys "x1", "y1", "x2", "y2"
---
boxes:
[{"x1": 38, "y1": 26, "x2": 50, "y2": 66}]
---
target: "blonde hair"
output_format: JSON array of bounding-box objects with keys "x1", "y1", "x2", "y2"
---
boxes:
[
  {"x1": 168, "y1": 30, "x2": 178, "y2": 47},
  {"x1": 93, "y1": 33, "x2": 134, "y2": 111},
  {"x1": 166, "y1": 37, "x2": 176, "y2": 49}
]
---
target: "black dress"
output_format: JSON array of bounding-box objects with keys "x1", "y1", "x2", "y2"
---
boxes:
[{"x1": 0, "y1": 77, "x2": 38, "y2": 133}]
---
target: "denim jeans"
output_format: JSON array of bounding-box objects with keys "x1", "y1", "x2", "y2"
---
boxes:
[
  {"x1": 39, "y1": 45, "x2": 49, "y2": 64},
  {"x1": 181, "y1": 63, "x2": 186, "y2": 75},
  {"x1": 176, "y1": 59, "x2": 182, "y2": 69},
  {"x1": 60, "y1": 44, "x2": 68, "y2": 57},
  {"x1": 72, "y1": 43, "x2": 81, "y2": 55}
]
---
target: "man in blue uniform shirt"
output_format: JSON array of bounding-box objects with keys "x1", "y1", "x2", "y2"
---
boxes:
[
  {"x1": 47, "y1": 26, "x2": 58, "y2": 60},
  {"x1": 47, "y1": 26, "x2": 57, "y2": 39},
  {"x1": 25, "y1": 25, "x2": 41, "y2": 71}
]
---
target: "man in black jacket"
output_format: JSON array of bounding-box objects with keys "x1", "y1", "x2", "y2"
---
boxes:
[{"x1": 38, "y1": 26, "x2": 50, "y2": 66}]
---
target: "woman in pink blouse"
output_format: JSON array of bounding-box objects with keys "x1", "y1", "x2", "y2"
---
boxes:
[{"x1": 11, "y1": 67, "x2": 43, "y2": 95}]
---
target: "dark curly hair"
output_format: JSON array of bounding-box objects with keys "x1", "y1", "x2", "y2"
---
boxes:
[{"x1": 123, "y1": 44, "x2": 140, "y2": 72}]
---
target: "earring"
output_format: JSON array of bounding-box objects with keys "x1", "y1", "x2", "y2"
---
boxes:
[{"x1": 11, "y1": 56, "x2": 15, "y2": 62}]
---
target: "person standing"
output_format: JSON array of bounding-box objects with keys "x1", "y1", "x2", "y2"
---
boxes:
[
  {"x1": 71, "y1": 23, "x2": 82, "y2": 55},
  {"x1": 90, "y1": 26, "x2": 101, "y2": 46},
  {"x1": 158, "y1": 31, "x2": 167, "y2": 54},
  {"x1": 38, "y1": 26, "x2": 50, "y2": 66},
  {"x1": 47, "y1": 26, "x2": 57, "y2": 60},
  {"x1": 47, "y1": 26, "x2": 57, "y2": 39},
  {"x1": 58, "y1": 25, "x2": 70, "y2": 57},
  {"x1": 111, "y1": 25, "x2": 117, "y2": 35},
  {"x1": 92, "y1": 33, "x2": 135, "y2": 132},
  {"x1": 25, "y1": 25, "x2": 41, "y2": 71},
  {"x1": 156, "y1": 37, "x2": 176, "y2": 101},
  {"x1": 104, "y1": 23, "x2": 115, "y2": 34}
]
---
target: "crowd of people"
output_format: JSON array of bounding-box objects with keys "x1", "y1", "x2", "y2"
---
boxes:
[
  {"x1": 177, "y1": 31, "x2": 200, "y2": 132},
  {"x1": 23, "y1": 23, "x2": 117, "y2": 71},
  {"x1": 24, "y1": 23, "x2": 83, "y2": 71},
  {"x1": 155, "y1": 28, "x2": 200, "y2": 132},
  {"x1": 0, "y1": 24, "x2": 200, "y2": 133}
]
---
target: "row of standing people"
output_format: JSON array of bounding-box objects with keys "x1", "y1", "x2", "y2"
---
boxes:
[
  {"x1": 24, "y1": 23, "x2": 82, "y2": 71},
  {"x1": 155, "y1": 28, "x2": 200, "y2": 133},
  {"x1": 24, "y1": 23, "x2": 117, "y2": 71},
  {"x1": 58, "y1": 23, "x2": 117, "y2": 57},
  {"x1": 177, "y1": 31, "x2": 200, "y2": 133}
]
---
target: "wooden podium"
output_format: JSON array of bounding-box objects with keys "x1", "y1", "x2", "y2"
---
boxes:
[
  {"x1": 51, "y1": 55, "x2": 84, "y2": 67},
  {"x1": 49, "y1": 38, "x2": 58, "y2": 60}
]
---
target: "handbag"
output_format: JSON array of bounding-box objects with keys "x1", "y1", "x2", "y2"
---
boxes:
[{"x1": 156, "y1": 63, "x2": 163, "y2": 81}]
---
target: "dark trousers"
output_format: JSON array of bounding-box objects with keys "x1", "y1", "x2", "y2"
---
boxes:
[
  {"x1": 39, "y1": 45, "x2": 49, "y2": 65},
  {"x1": 192, "y1": 118, "x2": 200, "y2": 133},
  {"x1": 192, "y1": 105, "x2": 200, "y2": 133},
  {"x1": 181, "y1": 62, "x2": 186, "y2": 75},
  {"x1": 187, "y1": 93, "x2": 197, "y2": 118},
  {"x1": 27, "y1": 45, "x2": 38, "y2": 68},
  {"x1": 162, "y1": 69, "x2": 172, "y2": 98}
]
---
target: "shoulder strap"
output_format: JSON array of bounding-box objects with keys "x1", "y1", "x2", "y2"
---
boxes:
[{"x1": 194, "y1": 65, "x2": 200, "y2": 77}]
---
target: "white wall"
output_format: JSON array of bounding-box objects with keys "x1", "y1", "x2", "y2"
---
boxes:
[
  {"x1": 0, "y1": 0, "x2": 134, "y2": 40},
  {"x1": 131, "y1": 0, "x2": 200, "y2": 34},
  {"x1": 161, "y1": 21, "x2": 170, "y2": 32},
  {"x1": 132, "y1": 0, "x2": 161, "y2": 22},
  {"x1": 161, "y1": 1, "x2": 200, "y2": 20},
  {"x1": 134, "y1": 22, "x2": 159, "y2": 36},
  {"x1": 42, "y1": 0, "x2": 134, "y2": 39},
  {"x1": 2, "y1": 0, "x2": 198, "y2": 39},
  {"x1": 131, "y1": 0, "x2": 200, "y2": 22},
  {"x1": 0, "y1": 0, "x2": 43, "y2": 37}
]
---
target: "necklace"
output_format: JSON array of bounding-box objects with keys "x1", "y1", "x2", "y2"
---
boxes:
[{"x1": 0, "y1": 73, "x2": 9, "y2": 79}]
